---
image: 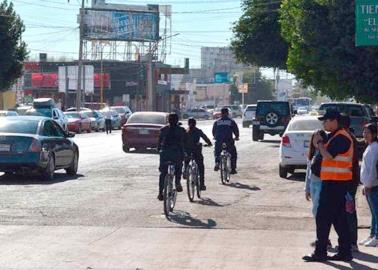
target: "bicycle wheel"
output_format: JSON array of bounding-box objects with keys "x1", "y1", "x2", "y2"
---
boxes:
[
  {"x1": 163, "y1": 174, "x2": 173, "y2": 218},
  {"x1": 186, "y1": 164, "x2": 195, "y2": 202},
  {"x1": 220, "y1": 156, "x2": 226, "y2": 185},
  {"x1": 226, "y1": 156, "x2": 231, "y2": 182},
  {"x1": 195, "y1": 164, "x2": 201, "y2": 199}
]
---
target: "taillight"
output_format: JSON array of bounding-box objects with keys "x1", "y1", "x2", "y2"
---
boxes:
[
  {"x1": 29, "y1": 139, "x2": 42, "y2": 152},
  {"x1": 282, "y1": 135, "x2": 291, "y2": 148}
]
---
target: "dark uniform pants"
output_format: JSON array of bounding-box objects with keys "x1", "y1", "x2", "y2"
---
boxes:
[
  {"x1": 347, "y1": 183, "x2": 358, "y2": 246},
  {"x1": 185, "y1": 149, "x2": 205, "y2": 185},
  {"x1": 159, "y1": 152, "x2": 183, "y2": 194},
  {"x1": 214, "y1": 141, "x2": 237, "y2": 170},
  {"x1": 315, "y1": 181, "x2": 352, "y2": 257},
  {"x1": 105, "y1": 119, "x2": 112, "y2": 134}
]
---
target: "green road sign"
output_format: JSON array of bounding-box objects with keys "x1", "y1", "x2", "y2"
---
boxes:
[{"x1": 356, "y1": 0, "x2": 378, "y2": 46}]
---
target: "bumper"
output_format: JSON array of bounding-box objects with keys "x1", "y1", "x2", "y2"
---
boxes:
[
  {"x1": 0, "y1": 153, "x2": 45, "y2": 173},
  {"x1": 123, "y1": 136, "x2": 159, "y2": 149},
  {"x1": 280, "y1": 148, "x2": 307, "y2": 167}
]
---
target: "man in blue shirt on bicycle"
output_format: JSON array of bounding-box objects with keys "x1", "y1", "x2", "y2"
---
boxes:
[
  {"x1": 184, "y1": 118, "x2": 212, "y2": 191},
  {"x1": 157, "y1": 113, "x2": 186, "y2": 201},
  {"x1": 212, "y1": 107, "x2": 239, "y2": 174}
]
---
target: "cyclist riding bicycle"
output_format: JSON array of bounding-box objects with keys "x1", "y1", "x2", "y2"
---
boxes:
[
  {"x1": 213, "y1": 107, "x2": 239, "y2": 174},
  {"x1": 184, "y1": 118, "x2": 212, "y2": 191},
  {"x1": 157, "y1": 113, "x2": 186, "y2": 201}
]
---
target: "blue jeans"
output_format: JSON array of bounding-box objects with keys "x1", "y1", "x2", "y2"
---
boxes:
[
  {"x1": 310, "y1": 177, "x2": 322, "y2": 217},
  {"x1": 366, "y1": 186, "x2": 378, "y2": 237}
]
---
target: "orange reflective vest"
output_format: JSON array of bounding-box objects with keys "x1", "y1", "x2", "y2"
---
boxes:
[{"x1": 320, "y1": 129, "x2": 354, "y2": 181}]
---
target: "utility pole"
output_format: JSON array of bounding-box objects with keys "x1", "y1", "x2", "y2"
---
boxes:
[
  {"x1": 146, "y1": 42, "x2": 154, "y2": 111},
  {"x1": 100, "y1": 44, "x2": 104, "y2": 108},
  {"x1": 76, "y1": 0, "x2": 85, "y2": 111}
]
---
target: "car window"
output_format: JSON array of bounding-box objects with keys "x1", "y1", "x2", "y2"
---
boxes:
[
  {"x1": 348, "y1": 106, "x2": 365, "y2": 117},
  {"x1": 26, "y1": 108, "x2": 52, "y2": 118},
  {"x1": 0, "y1": 119, "x2": 39, "y2": 134},
  {"x1": 65, "y1": 113, "x2": 80, "y2": 119},
  {"x1": 246, "y1": 106, "x2": 256, "y2": 111},
  {"x1": 127, "y1": 114, "x2": 167, "y2": 125},
  {"x1": 288, "y1": 119, "x2": 323, "y2": 131},
  {"x1": 319, "y1": 104, "x2": 366, "y2": 117},
  {"x1": 52, "y1": 121, "x2": 65, "y2": 137},
  {"x1": 257, "y1": 102, "x2": 289, "y2": 115},
  {"x1": 43, "y1": 121, "x2": 56, "y2": 137}
]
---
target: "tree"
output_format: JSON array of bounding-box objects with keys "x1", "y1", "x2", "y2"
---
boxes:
[
  {"x1": 0, "y1": 0, "x2": 27, "y2": 92},
  {"x1": 231, "y1": 0, "x2": 288, "y2": 70},
  {"x1": 280, "y1": 0, "x2": 378, "y2": 102},
  {"x1": 244, "y1": 71, "x2": 274, "y2": 103}
]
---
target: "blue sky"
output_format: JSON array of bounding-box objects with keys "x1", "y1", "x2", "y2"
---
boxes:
[{"x1": 11, "y1": 0, "x2": 243, "y2": 68}]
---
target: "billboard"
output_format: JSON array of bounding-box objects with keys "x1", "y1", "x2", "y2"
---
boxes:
[
  {"x1": 58, "y1": 66, "x2": 94, "y2": 94},
  {"x1": 82, "y1": 8, "x2": 159, "y2": 41},
  {"x1": 214, "y1": 72, "x2": 229, "y2": 83}
]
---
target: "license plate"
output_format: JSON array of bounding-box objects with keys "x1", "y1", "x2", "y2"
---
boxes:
[
  {"x1": 0, "y1": 144, "x2": 10, "y2": 152},
  {"x1": 304, "y1": 140, "x2": 310, "y2": 148},
  {"x1": 139, "y1": 129, "x2": 149, "y2": 135}
]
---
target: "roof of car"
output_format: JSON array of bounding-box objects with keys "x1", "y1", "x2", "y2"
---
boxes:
[
  {"x1": 291, "y1": 115, "x2": 320, "y2": 121},
  {"x1": 320, "y1": 102, "x2": 364, "y2": 106},
  {"x1": 4, "y1": 116, "x2": 49, "y2": 121},
  {"x1": 130, "y1": 111, "x2": 168, "y2": 116}
]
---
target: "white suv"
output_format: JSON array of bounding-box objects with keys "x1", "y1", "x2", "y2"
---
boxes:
[{"x1": 242, "y1": 104, "x2": 257, "y2": 128}]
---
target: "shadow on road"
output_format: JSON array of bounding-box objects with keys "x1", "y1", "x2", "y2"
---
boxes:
[
  {"x1": 353, "y1": 251, "x2": 378, "y2": 264},
  {"x1": 194, "y1": 197, "x2": 224, "y2": 207},
  {"x1": 259, "y1": 140, "x2": 281, "y2": 144},
  {"x1": 0, "y1": 172, "x2": 85, "y2": 185},
  {"x1": 285, "y1": 172, "x2": 306, "y2": 182},
  {"x1": 324, "y1": 260, "x2": 376, "y2": 270},
  {"x1": 127, "y1": 148, "x2": 158, "y2": 155},
  {"x1": 227, "y1": 182, "x2": 261, "y2": 191},
  {"x1": 169, "y1": 210, "x2": 217, "y2": 229}
]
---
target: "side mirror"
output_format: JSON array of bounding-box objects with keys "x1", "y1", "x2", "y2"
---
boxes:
[{"x1": 66, "y1": 131, "x2": 75, "y2": 138}]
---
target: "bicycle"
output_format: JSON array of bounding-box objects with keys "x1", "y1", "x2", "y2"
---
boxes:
[
  {"x1": 186, "y1": 152, "x2": 201, "y2": 202},
  {"x1": 220, "y1": 142, "x2": 231, "y2": 185},
  {"x1": 163, "y1": 162, "x2": 177, "y2": 218}
]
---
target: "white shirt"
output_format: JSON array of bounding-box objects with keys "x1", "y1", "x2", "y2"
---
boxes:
[{"x1": 360, "y1": 141, "x2": 378, "y2": 188}]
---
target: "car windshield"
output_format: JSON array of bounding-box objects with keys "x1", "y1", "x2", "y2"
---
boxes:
[
  {"x1": 112, "y1": 107, "x2": 126, "y2": 114},
  {"x1": 288, "y1": 119, "x2": 322, "y2": 131},
  {"x1": 0, "y1": 119, "x2": 39, "y2": 134},
  {"x1": 82, "y1": 111, "x2": 94, "y2": 118},
  {"x1": 65, "y1": 113, "x2": 80, "y2": 119},
  {"x1": 257, "y1": 102, "x2": 289, "y2": 115},
  {"x1": 127, "y1": 113, "x2": 167, "y2": 125},
  {"x1": 246, "y1": 106, "x2": 256, "y2": 111},
  {"x1": 25, "y1": 108, "x2": 52, "y2": 118},
  {"x1": 319, "y1": 104, "x2": 365, "y2": 117}
]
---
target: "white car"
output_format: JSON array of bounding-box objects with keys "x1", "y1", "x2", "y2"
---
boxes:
[
  {"x1": 242, "y1": 104, "x2": 257, "y2": 128},
  {"x1": 279, "y1": 115, "x2": 323, "y2": 178}
]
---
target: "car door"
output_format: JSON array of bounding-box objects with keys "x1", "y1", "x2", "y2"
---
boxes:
[
  {"x1": 51, "y1": 121, "x2": 74, "y2": 167},
  {"x1": 42, "y1": 120, "x2": 64, "y2": 167}
]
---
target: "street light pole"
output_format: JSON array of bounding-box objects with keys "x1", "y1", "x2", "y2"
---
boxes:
[
  {"x1": 100, "y1": 45, "x2": 104, "y2": 108},
  {"x1": 76, "y1": 0, "x2": 85, "y2": 111}
]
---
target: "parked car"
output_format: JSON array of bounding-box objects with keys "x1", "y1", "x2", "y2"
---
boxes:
[
  {"x1": 15, "y1": 105, "x2": 32, "y2": 116},
  {"x1": 0, "y1": 111, "x2": 18, "y2": 117},
  {"x1": 318, "y1": 102, "x2": 378, "y2": 137},
  {"x1": 228, "y1": 105, "x2": 242, "y2": 118},
  {"x1": 182, "y1": 108, "x2": 212, "y2": 120},
  {"x1": 25, "y1": 99, "x2": 68, "y2": 132},
  {"x1": 0, "y1": 116, "x2": 79, "y2": 180},
  {"x1": 122, "y1": 112, "x2": 169, "y2": 152},
  {"x1": 242, "y1": 104, "x2": 257, "y2": 128},
  {"x1": 110, "y1": 106, "x2": 132, "y2": 126},
  {"x1": 252, "y1": 101, "x2": 292, "y2": 141},
  {"x1": 279, "y1": 115, "x2": 323, "y2": 178},
  {"x1": 64, "y1": 112, "x2": 92, "y2": 134},
  {"x1": 297, "y1": 106, "x2": 309, "y2": 115},
  {"x1": 93, "y1": 110, "x2": 105, "y2": 131},
  {"x1": 66, "y1": 107, "x2": 92, "y2": 112},
  {"x1": 81, "y1": 111, "x2": 99, "y2": 132}
]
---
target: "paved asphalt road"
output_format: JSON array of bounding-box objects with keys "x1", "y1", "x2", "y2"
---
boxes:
[{"x1": 0, "y1": 119, "x2": 376, "y2": 269}]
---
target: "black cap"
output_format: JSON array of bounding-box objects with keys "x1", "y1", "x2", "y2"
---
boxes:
[{"x1": 318, "y1": 111, "x2": 341, "y2": 121}]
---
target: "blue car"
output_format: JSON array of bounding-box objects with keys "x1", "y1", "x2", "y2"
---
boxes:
[{"x1": 0, "y1": 116, "x2": 79, "y2": 180}]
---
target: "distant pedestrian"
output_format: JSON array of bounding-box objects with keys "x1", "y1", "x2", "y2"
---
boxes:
[
  {"x1": 340, "y1": 114, "x2": 360, "y2": 252},
  {"x1": 359, "y1": 123, "x2": 378, "y2": 247},
  {"x1": 303, "y1": 111, "x2": 353, "y2": 262},
  {"x1": 103, "y1": 109, "x2": 112, "y2": 134}
]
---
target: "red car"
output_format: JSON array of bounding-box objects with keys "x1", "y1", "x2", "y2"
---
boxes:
[
  {"x1": 64, "y1": 112, "x2": 92, "y2": 134},
  {"x1": 122, "y1": 112, "x2": 168, "y2": 152}
]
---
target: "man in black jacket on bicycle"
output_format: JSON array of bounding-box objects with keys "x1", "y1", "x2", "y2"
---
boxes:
[
  {"x1": 157, "y1": 113, "x2": 186, "y2": 201},
  {"x1": 184, "y1": 118, "x2": 212, "y2": 191},
  {"x1": 213, "y1": 107, "x2": 239, "y2": 174}
]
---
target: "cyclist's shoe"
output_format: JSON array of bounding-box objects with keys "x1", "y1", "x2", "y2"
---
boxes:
[
  {"x1": 176, "y1": 184, "x2": 183, "y2": 192},
  {"x1": 230, "y1": 169, "x2": 237, "y2": 175},
  {"x1": 200, "y1": 185, "x2": 206, "y2": 191},
  {"x1": 157, "y1": 193, "x2": 163, "y2": 201},
  {"x1": 214, "y1": 163, "x2": 220, "y2": 171}
]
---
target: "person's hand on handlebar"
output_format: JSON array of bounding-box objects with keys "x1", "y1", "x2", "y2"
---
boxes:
[{"x1": 235, "y1": 137, "x2": 240, "y2": 141}]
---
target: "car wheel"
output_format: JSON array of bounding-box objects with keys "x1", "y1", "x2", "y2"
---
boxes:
[
  {"x1": 252, "y1": 126, "x2": 259, "y2": 141},
  {"x1": 87, "y1": 126, "x2": 91, "y2": 133},
  {"x1": 243, "y1": 122, "x2": 249, "y2": 128},
  {"x1": 265, "y1": 111, "x2": 279, "y2": 127},
  {"x1": 259, "y1": 132, "x2": 264, "y2": 141},
  {"x1": 123, "y1": 145, "x2": 130, "y2": 153},
  {"x1": 279, "y1": 164, "x2": 288, "y2": 179},
  {"x1": 66, "y1": 151, "x2": 78, "y2": 176},
  {"x1": 77, "y1": 125, "x2": 82, "y2": 134},
  {"x1": 42, "y1": 154, "x2": 55, "y2": 181}
]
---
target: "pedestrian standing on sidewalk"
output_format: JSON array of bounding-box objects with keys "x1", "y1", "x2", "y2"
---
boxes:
[
  {"x1": 303, "y1": 111, "x2": 353, "y2": 262},
  {"x1": 359, "y1": 123, "x2": 378, "y2": 247},
  {"x1": 104, "y1": 108, "x2": 112, "y2": 134},
  {"x1": 305, "y1": 130, "x2": 332, "y2": 248},
  {"x1": 339, "y1": 114, "x2": 360, "y2": 252}
]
